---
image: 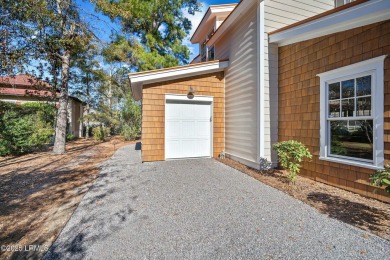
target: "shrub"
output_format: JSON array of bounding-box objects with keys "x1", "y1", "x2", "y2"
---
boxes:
[
  {"x1": 273, "y1": 140, "x2": 312, "y2": 182},
  {"x1": 370, "y1": 164, "x2": 390, "y2": 195},
  {"x1": 121, "y1": 124, "x2": 140, "y2": 141},
  {"x1": 66, "y1": 133, "x2": 76, "y2": 141},
  {"x1": 0, "y1": 102, "x2": 55, "y2": 156},
  {"x1": 92, "y1": 126, "x2": 109, "y2": 142},
  {"x1": 259, "y1": 157, "x2": 272, "y2": 171}
]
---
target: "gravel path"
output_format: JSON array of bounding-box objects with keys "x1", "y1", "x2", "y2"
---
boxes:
[{"x1": 44, "y1": 144, "x2": 389, "y2": 260}]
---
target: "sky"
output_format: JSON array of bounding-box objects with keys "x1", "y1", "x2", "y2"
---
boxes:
[{"x1": 76, "y1": 0, "x2": 240, "y2": 62}]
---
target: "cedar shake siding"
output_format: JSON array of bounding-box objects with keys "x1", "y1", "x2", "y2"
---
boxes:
[
  {"x1": 141, "y1": 72, "x2": 225, "y2": 162},
  {"x1": 278, "y1": 20, "x2": 390, "y2": 202}
]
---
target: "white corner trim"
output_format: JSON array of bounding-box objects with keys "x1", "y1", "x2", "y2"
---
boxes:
[
  {"x1": 269, "y1": 0, "x2": 390, "y2": 46},
  {"x1": 165, "y1": 94, "x2": 214, "y2": 102},
  {"x1": 318, "y1": 55, "x2": 387, "y2": 169},
  {"x1": 257, "y1": 0, "x2": 265, "y2": 159},
  {"x1": 129, "y1": 60, "x2": 229, "y2": 85}
]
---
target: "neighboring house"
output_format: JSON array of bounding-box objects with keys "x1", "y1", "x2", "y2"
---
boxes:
[
  {"x1": 0, "y1": 75, "x2": 84, "y2": 138},
  {"x1": 129, "y1": 0, "x2": 390, "y2": 202}
]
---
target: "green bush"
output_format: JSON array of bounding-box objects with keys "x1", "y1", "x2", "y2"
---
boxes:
[
  {"x1": 370, "y1": 164, "x2": 390, "y2": 195},
  {"x1": 121, "y1": 124, "x2": 140, "y2": 141},
  {"x1": 273, "y1": 140, "x2": 312, "y2": 182},
  {"x1": 66, "y1": 133, "x2": 76, "y2": 141},
  {"x1": 120, "y1": 96, "x2": 141, "y2": 140},
  {"x1": 0, "y1": 101, "x2": 56, "y2": 156},
  {"x1": 92, "y1": 126, "x2": 110, "y2": 142}
]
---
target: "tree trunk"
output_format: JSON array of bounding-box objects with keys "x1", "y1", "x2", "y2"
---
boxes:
[{"x1": 53, "y1": 51, "x2": 71, "y2": 154}]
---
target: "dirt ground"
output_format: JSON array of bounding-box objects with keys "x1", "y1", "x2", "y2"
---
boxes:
[
  {"x1": 0, "y1": 137, "x2": 133, "y2": 259},
  {"x1": 218, "y1": 158, "x2": 390, "y2": 241}
]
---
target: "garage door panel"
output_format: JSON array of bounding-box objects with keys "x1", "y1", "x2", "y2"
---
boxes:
[
  {"x1": 166, "y1": 120, "x2": 181, "y2": 138},
  {"x1": 196, "y1": 120, "x2": 211, "y2": 137},
  {"x1": 165, "y1": 100, "x2": 212, "y2": 159},
  {"x1": 181, "y1": 120, "x2": 196, "y2": 138}
]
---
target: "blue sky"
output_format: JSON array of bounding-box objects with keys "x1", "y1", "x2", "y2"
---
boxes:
[{"x1": 77, "y1": 0, "x2": 239, "y2": 62}]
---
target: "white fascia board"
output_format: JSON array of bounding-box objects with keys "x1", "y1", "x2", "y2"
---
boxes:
[
  {"x1": 128, "y1": 61, "x2": 229, "y2": 101},
  {"x1": 207, "y1": 0, "x2": 257, "y2": 47},
  {"x1": 191, "y1": 9, "x2": 212, "y2": 43},
  {"x1": 129, "y1": 61, "x2": 229, "y2": 85},
  {"x1": 269, "y1": 0, "x2": 390, "y2": 46},
  {"x1": 191, "y1": 6, "x2": 236, "y2": 44}
]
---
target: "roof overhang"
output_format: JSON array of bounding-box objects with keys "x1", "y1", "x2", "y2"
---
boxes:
[
  {"x1": 190, "y1": 4, "x2": 237, "y2": 44},
  {"x1": 128, "y1": 60, "x2": 229, "y2": 101},
  {"x1": 207, "y1": 0, "x2": 255, "y2": 47},
  {"x1": 269, "y1": 0, "x2": 390, "y2": 46}
]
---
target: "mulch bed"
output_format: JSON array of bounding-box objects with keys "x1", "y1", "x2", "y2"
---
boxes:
[
  {"x1": 0, "y1": 137, "x2": 133, "y2": 259},
  {"x1": 217, "y1": 157, "x2": 390, "y2": 241}
]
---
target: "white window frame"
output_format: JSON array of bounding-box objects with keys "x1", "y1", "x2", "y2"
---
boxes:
[{"x1": 317, "y1": 55, "x2": 387, "y2": 170}]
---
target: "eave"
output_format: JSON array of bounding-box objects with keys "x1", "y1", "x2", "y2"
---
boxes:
[
  {"x1": 128, "y1": 60, "x2": 229, "y2": 101},
  {"x1": 269, "y1": 0, "x2": 390, "y2": 46}
]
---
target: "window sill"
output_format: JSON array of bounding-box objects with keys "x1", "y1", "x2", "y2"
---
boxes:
[{"x1": 319, "y1": 156, "x2": 383, "y2": 170}]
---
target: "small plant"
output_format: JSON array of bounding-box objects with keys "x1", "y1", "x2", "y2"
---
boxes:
[
  {"x1": 273, "y1": 140, "x2": 312, "y2": 182},
  {"x1": 92, "y1": 126, "x2": 106, "y2": 142},
  {"x1": 370, "y1": 164, "x2": 390, "y2": 195},
  {"x1": 259, "y1": 157, "x2": 272, "y2": 171},
  {"x1": 66, "y1": 133, "x2": 76, "y2": 141},
  {"x1": 120, "y1": 124, "x2": 139, "y2": 141}
]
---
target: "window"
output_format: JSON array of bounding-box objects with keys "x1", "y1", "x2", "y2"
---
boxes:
[
  {"x1": 200, "y1": 41, "x2": 207, "y2": 62},
  {"x1": 335, "y1": 0, "x2": 355, "y2": 8},
  {"x1": 208, "y1": 46, "x2": 215, "y2": 61},
  {"x1": 318, "y1": 56, "x2": 386, "y2": 169}
]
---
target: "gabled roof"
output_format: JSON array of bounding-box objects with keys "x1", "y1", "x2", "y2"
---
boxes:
[
  {"x1": 269, "y1": 0, "x2": 390, "y2": 46},
  {"x1": 190, "y1": 3, "x2": 237, "y2": 43},
  {"x1": 206, "y1": 0, "x2": 255, "y2": 46},
  {"x1": 128, "y1": 60, "x2": 229, "y2": 101}
]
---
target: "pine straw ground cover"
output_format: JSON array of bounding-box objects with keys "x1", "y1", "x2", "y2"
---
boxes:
[
  {"x1": 0, "y1": 137, "x2": 132, "y2": 259},
  {"x1": 217, "y1": 158, "x2": 390, "y2": 241}
]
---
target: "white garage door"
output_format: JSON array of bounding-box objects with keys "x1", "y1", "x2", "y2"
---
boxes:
[{"x1": 165, "y1": 99, "x2": 212, "y2": 159}]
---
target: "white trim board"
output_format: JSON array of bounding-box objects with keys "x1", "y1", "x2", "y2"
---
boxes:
[
  {"x1": 129, "y1": 60, "x2": 229, "y2": 101},
  {"x1": 269, "y1": 0, "x2": 390, "y2": 46},
  {"x1": 207, "y1": 0, "x2": 259, "y2": 46}
]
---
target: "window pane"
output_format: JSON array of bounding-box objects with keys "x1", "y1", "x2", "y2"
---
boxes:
[
  {"x1": 342, "y1": 79, "x2": 354, "y2": 98},
  {"x1": 329, "y1": 82, "x2": 340, "y2": 100},
  {"x1": 356, "y1": 75, "x2": 371, "y2": 96},
  {"x1": 330, "y1": 120, "x2": 373, "y2": 160},
  {"x1": 357, "y1": 97, "x2": 371, "y2": 116},
  {"x1": 342, "y1": 98, "x2": 354, "y2": 117},
  {"x1": 329, "y1": 100, "x2": 340, "y2": 117}
]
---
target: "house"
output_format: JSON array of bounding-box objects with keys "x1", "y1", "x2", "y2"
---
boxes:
[
  {"x1": 128, "y1": 0, "x2": 390, "y2": 202},
  {"x1": 0, "y1": 75, "x2": 85, "y2": 138}
]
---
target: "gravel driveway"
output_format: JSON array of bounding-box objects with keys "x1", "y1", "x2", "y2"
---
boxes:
[{"x1": 45, "y1": 144, "x2": 389, "y2": 259}]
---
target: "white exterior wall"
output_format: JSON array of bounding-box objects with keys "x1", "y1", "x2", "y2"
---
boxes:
[
  {"x1": 214, "y1": 3, "x2": 260, "y2": 166},
  {"x1": 208, "y1": 0, "x2": 335, "y2": 167},
  {"x1": 263, "y1": 0, "x2": 334, "y2": 163}
]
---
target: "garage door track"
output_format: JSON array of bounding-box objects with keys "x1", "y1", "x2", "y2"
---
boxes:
[{"x1": 45, "y1": 144, "x2": 389, "y2": 259}]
